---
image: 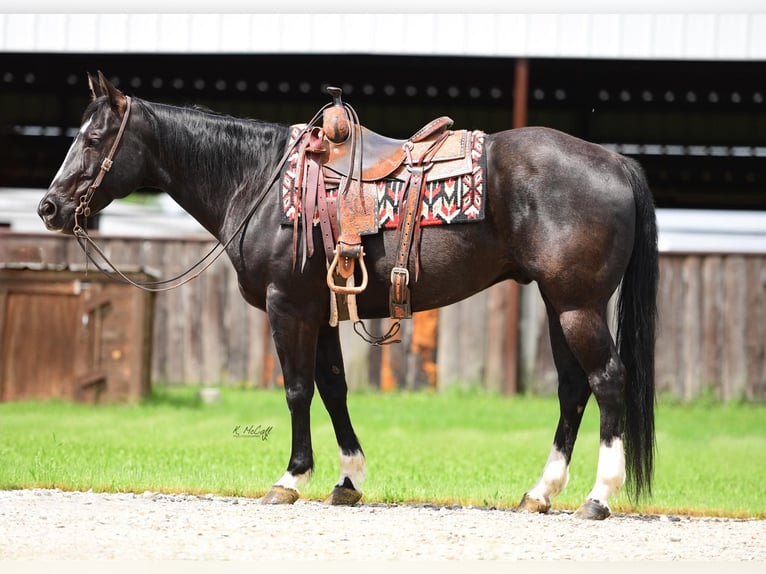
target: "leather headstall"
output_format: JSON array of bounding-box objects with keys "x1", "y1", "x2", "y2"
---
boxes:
[{"x1": 74, "y1": 95, "x2": 133, "y2": 234}]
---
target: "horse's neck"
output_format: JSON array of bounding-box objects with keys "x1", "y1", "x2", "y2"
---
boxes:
[{"x1": 148, "y1": 102, "x2": 286, "y2": 240}]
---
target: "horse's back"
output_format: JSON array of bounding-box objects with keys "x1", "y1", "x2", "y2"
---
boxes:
[{"x1": 487, "y1": 126, "x2": 636, "y2": 213}]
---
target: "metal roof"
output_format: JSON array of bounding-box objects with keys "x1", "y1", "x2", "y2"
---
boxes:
[{"x1": 2, "y1": 12, "x2": 766, "y2": 61}]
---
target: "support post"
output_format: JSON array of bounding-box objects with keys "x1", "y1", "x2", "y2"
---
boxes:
[
  {"x1": 486, "y1": 58, "x2": 528, "y2": 395},
  {"x1": 505, "y1": 58, "x2": 528, "y2": 394}
]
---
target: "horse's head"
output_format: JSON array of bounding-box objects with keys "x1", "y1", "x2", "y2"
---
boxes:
[{"x1": 38, "y1": 71, "x2": 145, "y2": 234}]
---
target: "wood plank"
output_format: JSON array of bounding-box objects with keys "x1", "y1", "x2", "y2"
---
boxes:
[
  {"x1": 532, "y1": 290, "x2": 557, "y2": 395},
  {"x1": 0, "y1": 278, "x2": 82, "y2": 296},
  {"x1": 436, "y1": 300, "x2": 463, "y2": 390},
  {"x1": 672, "y1": 258, "x2": 687, "y2": 397},
  {"x1": 143, "y1": 238, "x2": 169, "y2": 383},
  {"x1": 200, "y1": 256, "x2": 224, "y2": 383},
  {"x1": 365, "y1": 320, "x2": 383, "y2": 389},
  {"x1": 221, "y1": 259, "x2": 245, "y2": 384},
  {"x1": 484, "y1": 283, "x2": 507, "y2": 394},
  {"x1": 381, "y1": 319, "x2": 409, "y2": 391},
  {"x1": 460, "y1": 291, "x2": 488, "y2": 386},
  {"x1": 0, "y1": 290, "x2": 7, "y2": 400},
  {"x1": 681, "y1": 256, "x2": 702, "y2": 400},
  {"x1": 722, "y1": 256, "x2": 747, "y2": 400},
  {"x1": 744, "y1": 257, "x2": 766, "y2": 400},
  {"x1": 410, "y1": 309, "x2": 438, "y2": 390},
  {"x1": 701, "y1": 256, "x2": 724, "y2": 390},
  {"x1": 184, "y1": 242, "x2": 204, "y2": 384},
  {"x1": 163, "y1": 240, "x2": 187, "y2": 384},
  {"x1": 655, "y1": 257, "x2": 675, "y2": 395},
  {"x1": 336, "y1": 320, "x2": 371, "y2": 391},
  {"x1": 2, "y1": 291, "x2": 80, "y2": 400},
  {"x1": 247, "y1": 309, "x2": 265, "y2": 387}
]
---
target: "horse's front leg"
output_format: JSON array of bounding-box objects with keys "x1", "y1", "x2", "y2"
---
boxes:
[
  {"x1": 261, "y1": 299, "x2": 320, "y2": 505},
  {"x1": 314, "y1": 323, "x2": 366, "y2": 505}
]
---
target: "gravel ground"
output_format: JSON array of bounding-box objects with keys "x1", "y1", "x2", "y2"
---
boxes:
[{"x1": 0, "y1": 489, "x2": 764, "y2": 561}]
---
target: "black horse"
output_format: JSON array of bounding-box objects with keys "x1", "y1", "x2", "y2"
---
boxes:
[{"x1": 38, "y1": 72, "x2": 658, "y2": 519}]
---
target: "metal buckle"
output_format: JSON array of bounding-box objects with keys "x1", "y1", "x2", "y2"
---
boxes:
[{"x1": 390, "y1": 266, "x2": 409, "y2": 286}]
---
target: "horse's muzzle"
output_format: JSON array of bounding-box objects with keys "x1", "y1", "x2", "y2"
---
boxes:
[{"x1": 37, "y1": 196, "x2": 71, "y2": 233}]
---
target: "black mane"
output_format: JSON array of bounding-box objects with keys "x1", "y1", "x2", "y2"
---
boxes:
[{"x1": 138, "y1": 98, "x2": 290, "y2": 199}]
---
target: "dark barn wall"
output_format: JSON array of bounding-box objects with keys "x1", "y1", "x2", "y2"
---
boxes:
[{"x1": 2, "y1": 52, "x2": 766, "y2": 210}]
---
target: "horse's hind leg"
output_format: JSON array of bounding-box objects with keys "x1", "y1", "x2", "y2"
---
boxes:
[
  {"x1": 558, "y1": 305, "x2": 627, "y2": 519},
  {"x1": 519, "y1": 297, "x2": 626, "y2": 519},
  {"x1": 518, "y1": 297, "x2": 592, "y2": 514},
  {"x1": 314, "y1": 323, "x2": 366, "y2": 505}
]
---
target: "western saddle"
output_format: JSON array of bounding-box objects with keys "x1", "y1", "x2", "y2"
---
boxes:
[{"x1": 292, "y1": 86, "x2": 466, "y2": 344}]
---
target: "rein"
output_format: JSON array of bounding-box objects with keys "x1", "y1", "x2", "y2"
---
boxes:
[
  {"x1": 71, "y1": 93, "x2": 398, "y2": 347},
  {"x1": 72, "y1": 97, "x2": 331, "y2": 293}
]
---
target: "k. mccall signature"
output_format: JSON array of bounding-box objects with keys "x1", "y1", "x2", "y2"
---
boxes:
[{"x1": 232, "y1": 424, "x2": 273, "y2": 441}]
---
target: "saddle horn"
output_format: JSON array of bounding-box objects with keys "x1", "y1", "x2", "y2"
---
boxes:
[{"x1": 324, "y1": 86, "x2": 350, "y2": 143}]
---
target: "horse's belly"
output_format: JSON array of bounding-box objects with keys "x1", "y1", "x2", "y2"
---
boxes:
[{"x1": 355, "y1": 225, "x2": 511, "y2": 317}]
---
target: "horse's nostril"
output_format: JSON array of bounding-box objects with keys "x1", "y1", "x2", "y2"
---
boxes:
[{"x1": 39, "y1": 200, "x2": 57, "y2": 218}]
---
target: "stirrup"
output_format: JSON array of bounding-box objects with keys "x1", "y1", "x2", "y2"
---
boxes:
[{"x1": 326, "y1": 248, "x2": 368, "y2": 295}]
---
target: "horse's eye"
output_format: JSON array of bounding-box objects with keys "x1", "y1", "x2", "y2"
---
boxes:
[{"x1": 83, "y1": 132, "x2": 101, "y2": 148}]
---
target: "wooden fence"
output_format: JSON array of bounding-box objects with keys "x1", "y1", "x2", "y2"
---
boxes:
[
  {"x1": 655, "y1": 253, "x2": 765, "y2": 401},
  {"x1": 3, "y1": 232, "x2": 764, "y2": 401}
]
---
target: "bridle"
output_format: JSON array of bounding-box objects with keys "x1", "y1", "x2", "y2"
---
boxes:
[
  {"x1": 70, "y1": 94, "x2": 330, "y2": 293},
  {"x1": 72, "y1": 94, "x2": 241, "y2": 292},
  {"x1": 73, "y1": 96, "x2": 133, "y2": 235}
]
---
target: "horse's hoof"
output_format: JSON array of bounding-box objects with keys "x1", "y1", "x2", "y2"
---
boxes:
[
  {"x1": 517, "y1": 493, "x2": 551, "y2": 514},
  {"x1": 324, "y1": 485, "x2": 362, "y2": 506},
  {"x1": 574, "y1": 498, "x2": 611, "y2": 520},
  {"x1": 261, "y1": 486, "x2": 300, "y2": 505}
]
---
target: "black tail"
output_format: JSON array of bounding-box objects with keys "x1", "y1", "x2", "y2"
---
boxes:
[{"x1": 617, "y1": 157, "x2": 658, "y2": 504}]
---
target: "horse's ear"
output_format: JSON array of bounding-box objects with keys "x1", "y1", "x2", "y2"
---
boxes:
[
  {"x1": 96, "y1": 70, "x2": 128, "y2": 116},
  {"x1": 87, "y1": 72, "x2": 102, "y2": 101}
]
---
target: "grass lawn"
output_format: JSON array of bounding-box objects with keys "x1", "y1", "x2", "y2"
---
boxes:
[{"x1": 0, "y1": 386, "x2": 764, "y2": 518}]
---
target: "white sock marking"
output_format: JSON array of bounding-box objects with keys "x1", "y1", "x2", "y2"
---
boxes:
[
  {"x1": 274, "y1": 469, "x2": 312, "y2": 492},
  {"x1": 337, "y1": 450, "x2": 366, "y2": 490},
  {"x1": 526, "y1": 446, "x2": 569, "y2": 503},
  {"x1": 586, "y1": 438, "x2": 626, "y2": 507}
]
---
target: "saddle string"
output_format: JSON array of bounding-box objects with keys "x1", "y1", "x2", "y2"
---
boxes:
[{"x1": 353, "y1": 319, "x2": 401, "y2": 347}]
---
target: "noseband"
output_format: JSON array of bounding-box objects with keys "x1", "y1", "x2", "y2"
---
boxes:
[{"x1": 73, "y1": 95, "x2": 133, "y2": 234}]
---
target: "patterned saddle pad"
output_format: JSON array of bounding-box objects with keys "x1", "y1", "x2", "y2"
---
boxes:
[{"x1": 280, "y1": 126, "x2": 487, "y2": 230}]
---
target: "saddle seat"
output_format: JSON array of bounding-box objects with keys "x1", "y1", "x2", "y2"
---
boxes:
[{"x1": 321, "y1": 116, "x2": 454, "y2": 182}]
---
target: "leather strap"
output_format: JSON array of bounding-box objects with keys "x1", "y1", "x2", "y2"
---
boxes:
[
  {"x1": 74, "y1": 95, "x2": 132, "y2": 232},
  {"x1": 389, "y1": 165, "x2": 426, "y2": 319},
  {"x1": 301, "y1": 157, "x2": 318, "y2": 267},
  {"x1": 315, "y1": 176, "x2": 336, "y2": 262},
  {"x1": 388, "y1": 132, "x2": 450, "y2": 319},
  {"x1": 294, "y1": 127, "x2": 337, "y2": 269}
]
